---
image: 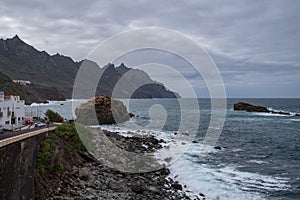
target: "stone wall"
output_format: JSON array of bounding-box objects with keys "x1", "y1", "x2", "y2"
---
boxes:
[{"x1": 0, "y1": 132, "x2": 48, "y2": 200}]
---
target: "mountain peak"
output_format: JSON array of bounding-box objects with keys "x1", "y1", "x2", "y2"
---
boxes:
[
  {"x1": 10, "y1": 34, "x2": 24, "y2": 43},
  {"x1": 119, "y1": 63, "x2": 127, "y2": 68},
  {"x1": 5, "y1": 34, "x2": 26, "y2": 46},
  {"x1": 103, "y1": 63, "x2": 115, "y2": 70},
  {"x1": 12, "y1": 34, "x2": 21, "y2": 40}
]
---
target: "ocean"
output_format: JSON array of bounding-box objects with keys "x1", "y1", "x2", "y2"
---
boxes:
[{"x1": 25, "y1": 98, "x2": 300, "y2": 200}]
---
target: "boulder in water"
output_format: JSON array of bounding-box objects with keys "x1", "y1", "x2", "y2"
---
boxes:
[{"x1": 233, "y1": 102, "x2": 269, "y2": 112}]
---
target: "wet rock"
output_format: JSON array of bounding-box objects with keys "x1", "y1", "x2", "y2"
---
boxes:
[
  {"x1": 234, "y1": 101, "x2": 294, "y2": 116},
  {"x1": 199, "y1": 192, "x2": 205, "y2": 197},
  {"x1": 234, "y1": 102, "x2": 269, "y2": 112},
  {"x1": 271, "y1": 110, "x2": 290, "y2": 115},
  {"x1": 78, "y1": 167, "x2": 90, "y2": 181},
  {"x1": 214, "y1": 146, "x2": 222, "y2": 150},
  {"x1": 171, "y1": 182, "x2": 182, "y2": 190},
  {"x1": 131, "y1": 180, "x2": 145, "y2": 194}
]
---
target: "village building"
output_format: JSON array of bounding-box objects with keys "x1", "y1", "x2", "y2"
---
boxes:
[
  {"x1": 12, "y1": 80, "x2": 31, "y2": 85},
  {"x1": 0, "y1": 91, "x2": 25, "y2": 130}
]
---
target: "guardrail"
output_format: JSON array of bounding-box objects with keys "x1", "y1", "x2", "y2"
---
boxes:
[{"x1": 0, "y1": 127, "x2": 56, "y2": 148}]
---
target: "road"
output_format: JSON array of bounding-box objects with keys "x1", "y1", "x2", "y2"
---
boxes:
[
  {"x1": 0, "y1": 125, "x2": 55, "y2": 140},
  {"x1": 0, "y1": 126, "x2": 57, "y2": 148}
]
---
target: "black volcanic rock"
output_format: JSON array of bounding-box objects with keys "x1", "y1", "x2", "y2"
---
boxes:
[
  {"x1": 234, "y1": 101, "x2": 296, "y2": 116},
  {"x1": 234, "y1": 102, "x2": 269, "y2": 112}
]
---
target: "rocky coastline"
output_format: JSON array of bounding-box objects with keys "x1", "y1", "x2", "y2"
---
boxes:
[
  {"x1": 35, "y1": 124, "x2": 205, "y2": 200},
  {"x1": 35, "y1": 96, "x2": 205, "y2": 199}
]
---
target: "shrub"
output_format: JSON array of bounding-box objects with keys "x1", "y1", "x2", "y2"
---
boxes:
[
  {"x1": 45, "y1": 109, "x2": 64, "y2": 122},
  {"x1": 37, "y1": 138, "x2": 53, "y2": 172}
]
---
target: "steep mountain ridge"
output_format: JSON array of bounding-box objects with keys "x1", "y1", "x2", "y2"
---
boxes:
[{"x1": 0, "y1": 35, "x2": 179, "y2": 102}]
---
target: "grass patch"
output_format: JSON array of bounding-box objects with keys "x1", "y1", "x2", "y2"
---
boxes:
[
  {"x1": 37, "y1": 138, "x2": 53, "y2": 172},
  {"x1": 36, "y1": 123, "x2": 91, "y2": 172}
]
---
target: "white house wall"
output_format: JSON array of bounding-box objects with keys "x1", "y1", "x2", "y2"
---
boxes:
[{"x1": 0, "y1": 95, "x2": 25, "y2": 130}]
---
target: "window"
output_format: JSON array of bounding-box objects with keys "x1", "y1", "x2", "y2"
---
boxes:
[
  {"x1": 5, "y1": 121, "x2": 9, "y2": 124},
  {"x1": 18, "y1": 117, "x2": 21, "y2": 121}
]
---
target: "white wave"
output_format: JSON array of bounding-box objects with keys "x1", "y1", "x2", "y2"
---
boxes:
[
  {"x1": 65, "y1": 99, "x2": 88, "y2": 102},
  {"x1": 88, "y1": 120, "x2": 292, "y2": 200},
  {"x1": 247, "y1": 159, "x2": 268, "y2": 164},
  {"x1": 169, "y1": 162, "x2": 265, "y2": 200},
  {"x1": 290, "y1": 119, "x2": 300, "y2": 122},
  {"x1": 267, "y1": 108, "x2": 300, "y2": 116},
  {"x1": 168, "y1": 144, "x2": 291, "y2": 200},
  {"x1": 253, "y1": 112, "x2": 290, "y2": 117},
  {"x1": 28, "y1": 102, "x2": 52, "y2": 106}
]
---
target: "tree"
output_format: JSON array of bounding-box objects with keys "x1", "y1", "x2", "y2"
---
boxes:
[{"x1": 45, "y1": 109, "x2": 63, "y2": 122}]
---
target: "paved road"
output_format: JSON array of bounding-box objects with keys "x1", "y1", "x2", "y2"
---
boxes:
[
  {"x1": 0, "y1": 125, "x2": 55, "y2": 140},
  {"x1": 0, "y1": 126, "x2": 57, "y2": 148}
]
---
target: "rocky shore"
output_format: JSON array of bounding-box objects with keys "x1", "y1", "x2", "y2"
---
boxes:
[
  {"x1": 35, "y1": 97, "x2": 205, "y2": 199},
  {"x1": 35, "y1": 124, "x2": 205, "y2": 200}
]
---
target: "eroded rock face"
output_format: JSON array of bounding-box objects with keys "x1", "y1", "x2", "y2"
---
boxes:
[{"x1": 75, "y1": 95, "x2": 130, "y2": 125}]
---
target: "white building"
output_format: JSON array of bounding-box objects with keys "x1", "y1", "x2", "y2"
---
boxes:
[
  {"x1": 12, "y1": 80, "x2": 31, "y2": 85},
  {"x1": 0, "y1": 91, "x2": 25, "y2": 130}
]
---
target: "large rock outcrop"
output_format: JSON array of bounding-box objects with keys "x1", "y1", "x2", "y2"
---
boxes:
[
  {"x1": 75, "y1": 95, "x2": 130, "y2": 125},
  {"x1": 233, "y1": 101, "x2": 299, "y2": 116},
  {"x1": 234, "y1": 102, "x2": 269, "y2": 112}
]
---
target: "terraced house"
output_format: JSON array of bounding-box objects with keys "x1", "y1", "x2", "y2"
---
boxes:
[{"x1": 0, "y1": 91, "x2": 25, "y2": 130}]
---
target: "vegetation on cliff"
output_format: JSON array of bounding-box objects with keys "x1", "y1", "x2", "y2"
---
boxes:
[{"x1": 35, "y1": 123, "x2": 90, "y2": 199}]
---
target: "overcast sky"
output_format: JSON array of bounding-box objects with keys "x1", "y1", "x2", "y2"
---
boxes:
[{"x1": 0, "y1": 0, "x2": 299, "y2": 97}]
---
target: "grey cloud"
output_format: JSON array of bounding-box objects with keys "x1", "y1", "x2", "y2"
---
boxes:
[{"x1": 0, "y1": 0, "x2": 299, "y2": 97}]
